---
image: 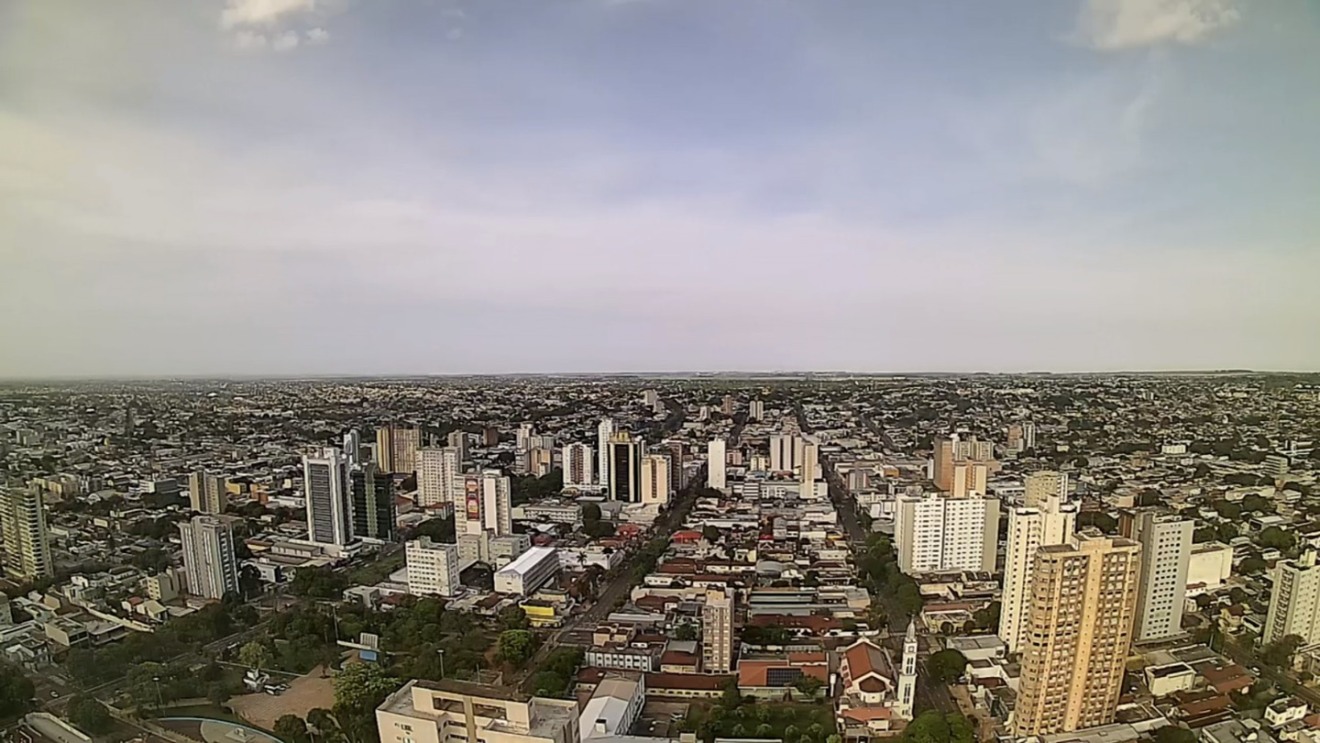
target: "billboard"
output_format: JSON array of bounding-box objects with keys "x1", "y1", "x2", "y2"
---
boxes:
[{"x1": 465, "y1": 476, "x2": 481, "y2": 522}]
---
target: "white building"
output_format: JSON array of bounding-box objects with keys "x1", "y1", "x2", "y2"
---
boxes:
[
  {"x1": 457, "y1": 470, "x2": 512, "y2": 537},
  {"x1": 416, "y1": 447, "x2": 462, "y2": 510},
  {"x1": 1264, "y1": 551, "x2": 1320, "y2": 646},
  {"x1": 179, "y1": 515, "x2": 240, "y2": 600},
  {"x1": 702, "y1": 586, "x2": 734, "y2": 673},
  {"x1": 580, "y1": 673, "x2": 645, "y2": 741},
  {"x1": 1187, "y1": 542, "x2": 1234, "y2": 593},
  {"x1": 377, "y1": 680, "x2": 579, "y2": 743},
  {"x1": 894, "y1": 492, "x2": 999, "y2": 575},
  {"x1": 495, "y1": 546, "x2": 560, "y2": 596},
  {"x1": 770, "y1": 434, "x2": 803, "y2": 473},
  {"x1": 406, "y1": 537, "x2": 462, "y2": 598},
  {"x1": 801, "y1": 440, "x2": 820, "y2": 490},
  {"x1": 748, "y1": 399, "x2": 764, "y2": 422},
  {"x1": 562, "y1": 443, "x2": 594, "y2": 488},
  {"x1": 303, "y1": 447, "x2": 353, "y2": 547},
  {"x1": 597, "y1": 418, "x2": 615, "y2": 489},
  {"x1": 999, "y1": 492, "x2": 1077, "y2": 653},
  {"x1": 1132, "y1": 512, "x2": 1193, "y2": 643},
  {"x1": 640, "y1": 454, "x2": 671, "y2": 506},
  {"x1": 707, "y1": 438, "x2": 727, "y2": 492}
]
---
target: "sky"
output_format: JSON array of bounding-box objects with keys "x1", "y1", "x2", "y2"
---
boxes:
[{"x1": 2, "y1": 0, "x2": 1319, "y2": 377}]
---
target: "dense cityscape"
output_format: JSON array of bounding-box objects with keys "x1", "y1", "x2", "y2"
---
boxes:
[{"x1": 0, "y1": 374, "x2": 1318, "y2": 743}]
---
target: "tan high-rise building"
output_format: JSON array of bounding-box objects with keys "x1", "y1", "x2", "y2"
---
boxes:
[
  {"x1": 1013, "y1": 532, "x2": 1141, "y2": 737},
  {"x1": 0, "y1": 488, "x2": 53, "y2": 581},
  {"x1": 376, "y1": 424, "x2": 421, "y2": 474},
  {"x1": 950, "y1": 462, "x2": 988, "y2": 498},
  {"x1": 1024, "y1": 471, "x2": 1069, "y2": 508},
  {"x1": 999, "y1": 493, "x2": 1078, "y2": 653},
  {"x1": 189, "y1": 470, "x2": 228, "y2": 514},
  {"x1": 702, "y1": 586, "x2": 734, "y2": 673},
  {"x1": 561, "y1": 443, "x2": 594, "y2": 488},
  {"x1": 933, "y1": 437, "x2": 956, "y2": 491},
  {"x1": 640, "y1": 454, "x2": 671, "y2": 506}
]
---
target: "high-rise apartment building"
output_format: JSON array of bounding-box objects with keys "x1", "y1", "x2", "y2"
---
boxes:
[
  {"x1": 406, "y1": 537, "x2": 462, "y2": 597},
  {"x1": 304, "y1": 447, "x2": 353, "y2": 547},
  {"x1": 376, "y1": 424, "x2": 421, "y2": 474},
  {"x1": 458, "y1": 470, "x2": 512, "y2": 536},
  {"x1": 748, "y1": 399, "x2": 764, "y2": 422},
  {"x1": 351, "y1": 463, "x2": 395, "y2": 541},
  {"x1": 528, "y1": 447, "x2": 554, "y2": 477},
  {"x1": 894, "y1": 492, "x2": 999, "y2": 575},
  {"x1": 0, "y1": 488, "x2": 53, "y2": 581},
  {"x1": 343, "y1": 429, "x2": 363, "y2": 468},
  {"x1": 1013, "y1": 532, "x2": 1141, "y2": 737},
  {"x1": 932, "y1": 438, "x2": 956, "y2": 491},
  {"x1": 1264, "y1": 551, "x2": 1320, "y2": 646},
  {"x1": 1000, "y1": 492, "x2": 1078, "y2": 653},
  {"x1": 416, "y1": 447, "x2": 463, "y2": 510},
  {"x1": 562, "y1": 443, "x2": 594, "y2": 488},
  {"x1": 1131, "y1": 512, "x2": 1192, "y2": 643},
  {"x1": 769, "y1": 434, "x2": 802, "y2": 473},
  {"x1": 702, "y1": 586, "x2": 734, "y2": 673},
  {"x1": 640, "y1": 454, "x2": 671, "y2": 506},
  {"x1": 607, "y1": 431, "x2": 643, "y2": 503},
  {"x1": 516, "y1": 423, "x2": 535, "y2": 454},
  {"x1": 1024, "y1": 471, "x2": 1069, "y2": 508},
  {"x1": 642, "y1": 389, "x2": 659, "y2": 408},
  {"x1": 445, "y1": 430, "x2": 468, "y2": 462},
  {"x1": 934, "y1": 434, "x2": 996, "y2": 493},
  {"x1": 721, "y1": 395, "x2": 735, "y2": 416},
  {"x1": 188, "y1": 470, "x2": 227, "y2": 514},
  {"x1": 666, "y1": 441, "x2": 687, "y2": 491},
  {"x1": 800, "y1": 440, "x2": 820, "y2": 493},
  {"x1": 178, "y1": 515, "x2": 240, "y2": 600},
  {"x1": 707, "y1": 438, "x2": 727, "y2": 491},
  {"x1": 597, "y1": 418, "x2": 615, "y2": 489}
]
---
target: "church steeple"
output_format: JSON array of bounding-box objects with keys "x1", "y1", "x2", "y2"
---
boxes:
[{"x1": 897, "y1": 619, "x2": 918, "y2": 719}]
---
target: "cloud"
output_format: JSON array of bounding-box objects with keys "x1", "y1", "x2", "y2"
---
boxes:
[
  {"x1": 233, "y1": 30, "x2": 268, "y2": 50},
  {"x1": 221, "y1": 0, "x2": 316, "y2": 30},
  {"x1": 272, "y1": 30, "x2": 301, "y2": 51},
  {"x1": 1075, "y1": 0, "x2": 1241, "y2": 50},
  {"x1": 306, "y1": 27, "x2": 330, "y2": 44}
]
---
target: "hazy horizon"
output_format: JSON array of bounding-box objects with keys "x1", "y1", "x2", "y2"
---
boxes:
[{"x1": 4, "y1": 0, "x2": 1318, "y2": 377}]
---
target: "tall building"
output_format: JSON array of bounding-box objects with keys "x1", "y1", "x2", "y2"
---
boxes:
[
  {"x1": 949, "y1": 462, "x2": 988, "y2": 498},
  {"x1": 642, "y1": 389, "x2": 659, "y2": 408},
  {"x1": 376, "y1": 424, "x2": 421, "y2": 474},
  {"x1": 894, "y1": 492, "x2": 999, "y2": 575},
  {"x1": 343, "y1": 429, "x2": 363, "y2": 468},
  {"x1": 1131, "y1": 512, "x2": 1193, "y2": 643},
  {"x1": 1264, "y1": 551, "x2": 1320, "y2": 646},
  {"x1": 516, "y1": 423, "x2": 535, "y2": 453},
  {"x1": 0, "y1": 488, "x2": 53, "y2": 581},
  {"x1": 707, "y1": 438, "x2": 727, "y2": 491},
  {"x1": 607, "y1": 431, "x2": 643, "y2": 503},
  {"x1": 562, "y1": 443, "x2": 594, "y2": 488},
  {"x1": 416, "y1": 447, "x2": 463, "y2": 510},
  {"x1": 188, "y1": 470, "x2": 227, "y2": 514},
  {"x1": 896, "y1": 620, "x2": 918, "y2": 720},
  {"x1": 935, "y1": 434, "x2": 995, "y2": 493},
  {"x1": 304, "y1": 447, "x2": 353, "y2": 547},
  {"x1": 1021, "y1": 421, "x2": 1037, "y2": 450},
  {"x1": 459, "y1": 470, "x2": 512, "y2": 536},
  {"x1": 1024, "y1": 471, "x2": 1069, "y2": 508},
  {"x1": 721, "y1": 395, "x2": 734, "y2": 416},
  {"x1": 351, "y1": 464, "x2": 396, "y2": 541},
  {"x1": 376, "y1": 679, "x2": 579, "y2": 743},
  {"x1": 528, "y1": 447, "x2": 554, "y2": 477},
  {"x1": 597, "y1": 418, "x2": 615, "y2": 489},
  {"x1": 446, "y1": 430, "x2": 468, "y2": 462},
  {"x1": 800, "y1": 440, "x2": 820, "y2": 492},
  {"x1": 702, "y1": 586, "x2": 734, "y2": 673},
  {"x1": 932, "y1": 437, "x2": 956, "y2": 491},
  {"x1": 178, "y1": 515, "x2": 240, "y2": 600},
  {"x1": 665, "y1": 441, "x2": 687, "y2": 491},
  {"x1": 748, "y1": 399, "x2": 764, "y2": 422},
  {"x1": 1013, "y1": 532, "x2": 1141, "y2": 737},
  {"x1": 406, "y1": 537, "x2": 461, "y2": 597},
  {"x1": 640, "y1": 454, "x2": 671, "y2": 506},
  {"x1": 1000, "y1": 492, "x2": 1078, "y2": 653},
  {"x1": 769, "y1": 434, "x2": 801, "y2": 473}
]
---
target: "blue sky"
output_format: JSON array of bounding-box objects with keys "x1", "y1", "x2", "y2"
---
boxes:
[{"x1": 2, "y1": 0, "x2": 1318, "y2": 376}]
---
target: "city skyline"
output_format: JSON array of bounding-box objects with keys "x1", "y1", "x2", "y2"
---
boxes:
[{"x1": 4, "y1": 0, "x2": 1319, "y2": 377}]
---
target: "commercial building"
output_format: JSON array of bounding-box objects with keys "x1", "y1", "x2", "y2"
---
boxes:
[
  {"x1": 406, "y1": 537, "x2": 462, "y2": 598},
  {"x1": 0, "y1": 487, "x2": 53, "y2": 581},
  {"x1": 188, "y1": 470, "x2": 227, "y2": 514},
  {"x1": 304, "y1": 447, "x2": 353, "y2": 547},
  {"x1": 1264, "y1": 551, "x2": 1320, "y2": 646},
  {"x1": 702, "y1": 586, "x2": 734, "y2": 673},
  {"x1": 1024, "y1": 471, "x2": 1069, "y2": 508},
  {"x1": 416, "y1": 447, "x2": 462, "y2": 510},
  {"x1": 606, "y1": 431, "x2": 643, "y2": 503},
  {"x1": 495, "y1": 546, "x2": 560, "y2": 596},
  {"x1": 1013, "y1": 532, "x2": 1142, "y2": 737},
  {"x1": 707, "y1": 438, "x2": 727, "y2": 492},
  {"x1": 351, "y1": 464, "x2": 396, "y2": 541},
  {"x1": 640, "y1": 454, "x2": 671, "y2": 506},
  {"x1": 1131, "y1": 512, "x2": 1193, "y2": 643},
  {"x1": 597, "y1": 418, "x2": 614, "y2": 489},
  {"x1": 179, "y1": 515, "x2": 240, "y2": 600},
  {"x1": 376, "y1": 424, "x2": 421, "y2": 474},
  {"x1": 1187, "y1": 542, "x2": 1234, "y2": 593},
  {"x1": 894, "y1": 492, "x2": 999, "y2": 575},
  {"x1": 376, "y1": 679, "x2": 579, "y2": 743},
  {"x1": 579, "y1": 673, "x2": 645, "y2": 741},
  {"x1": 562, "y1": 443, "x2": 594, "y2": 488},
  {"x1": 1000, "y1": 491, "x2": 1078, "y2": 654}
]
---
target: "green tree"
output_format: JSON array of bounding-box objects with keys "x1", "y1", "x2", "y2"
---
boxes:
[
  {"x1": 240, "y1": 640, "x2": 273, "y2": 671},
  {"x1": 1217, "y1": 522, "x2": 1239, "y2": 542},
  {"x1": 927, "y1": 649, "x2": 968, "y2": 683},
  {"x1": 901, "y1": 711, "x2": 974, "y2": 743},
  {"x1": 1260, "y1": 635, "x2": 1305, "y2": 669},
  {"x1": 702, "y1": 525, "x2": 721, "y2": 542},
  {"x1": 333, "y1": 663, "x2": 401, "y2": 713},
  {"x1": 1258, "y1": 526, "x2": 1295, "y2": 551},
  {"x1": 1213, "y1": 501, "x2": 1242, "y2": 519},
  {"x1": 674, "y1": 622, "x2": 698, "y2": 641},
  {"x1": 1239, "y1": 556, "x2": 1268, "y2": 575},
  {"x1": 972, "y1": 602, "x2": 1000, "y2": 631},
  {"x1": 793, "y1": 675, "x2": 825, "y2": 698},
  {"x1": 307, "y1": 708, "x2": 340, "y2": 741},
  {"x1": 1194, "y1": 527, "x2": 1218, "y2": 544},
  {"x1": 720, "y1": 679, "x2": 743, "y2": 709},
  {"x1": 67, "y1": 697, "x2": 113, "y2": 735},
  {"x1": 1077, "y1": 511, "x2": 1118, "y2": 534},
  {"x1": 498, "y1": 605, "x2": 530, "y2": 631},
  {"x1": 497, "y1": 630, "x2": 538, "y2": 666},
  {"x1": 0, "y1": 663, "x2": 35, "y2": 721},
  {"x1": 274, "y1": 715, "x2": 310, "y2": 743}
]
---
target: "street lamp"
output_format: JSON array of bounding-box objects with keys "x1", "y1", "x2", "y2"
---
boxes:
[
  {"x1": 152, "y1": 676, "x2": 163, "y2": 709},
  {"x1": 437, "y1": 649, "x2": 446, "y2": 679}
]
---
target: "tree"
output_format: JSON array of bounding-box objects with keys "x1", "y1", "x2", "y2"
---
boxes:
[
  {"x1": 972, "y1": 602, "x2": 1001, "y2": 631},
  {"x1": 1194, "y1": 527, "x2": 1219, "y2": 544},
  {"x1": 307, "y1": 708, "x2": 340, "y2": 740},
  {"x1": 1213, "y1": 501, "x2": 1242, "y2": 519},
  {"x1": 1153, "y1": 728, "x2": 1196, "y2": 743},
  {"x1": 927, "y1": 649, "x2": 968, "y2": 684},
  {"x1": 1217, "y1": 522, "x2": 1239, "y2": 542},
  {"x1": 900, "y1": 711, "x2": 974, "y2": 743},
  {"x1": 1239, "y1": 556, "x2": 1268, "y2": 575},
  {"x1": 720, "y1": 679, "x2": 743, "y2": 709},
  {"x1": 240, "y1": 640, "x2": 273, "y2": 671},
  {"x1": 1077, "y1": 512, "x2": 1118, "y2": 534},
  {"x1": 67, "y1": 697, "x2": 113, "y2": 735},
  {"x1": 208, "y1": 682, "x2": 230, "y2": 707},
  {"x1": 274, "y1": 715, "x2": 310, "y2": 743},
  {"x1": 702, "y1": 525, "x2": 721, "y2": 542},
  {"x1": 332, "y1": 663, "x2": 401, "y2": 714},
  {"x1": 1242, "y1": 494, "x2": 1274, "y2": 514},
  {"x1": 1258, "y1": 526, "x2": 1295, "y2": 551},
  {"x1": 498, "y1": 605, "x2": 530, "y2": 631},
  {"x1": 1261, "y1": 635, "x2": 1305, "y2": 669},
  {"x1": 793, "y1": 675, "x2": 825, "y2": 698},
  {"x1": 674, "y1": 622, "x2": 698, "y2": 641},
  {"x1": 497, "y1": 630, "x2": 538, "y2": 666},
  {"x1": 0, "y1": 663, "x2": 35, "y2": 720}
]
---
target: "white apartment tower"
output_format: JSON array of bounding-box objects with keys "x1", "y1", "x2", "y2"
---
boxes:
[
  {"x1": 303, "y1": 447, "x2": 353, "y2": 547},
  {"x1": 894, "y1": 492, "x2": 1000, "y2": 575},
  {"x1": 179, "y1": 515, "x2": 240, "y2": 600},
  {"x1": 562, "y1": 443, "x2": 594, "y2": 488},
  {"x1": 769, "y1": 434, "x2": 802, "y2": 473},
  {"x1": 999, "y1": 492, "x2": 1078, "y2": 653},
  {"x1": 640, "y1": 454, "x2": 672, "y2": 506},
  {"x1": 702, "y1": 586, "x2": 734, "y2": 673},
  {"x1": 416, "y1": 447, "x2": 463, "y2": 510},
  {"x1": 406, "y1": 537, "x2": 462, "y2": 597},
  {"x1": 458, "y1": 470, "x2": 513, "y2": 537},
  {"x1": 707, "y1": 438, "x2": 727, "y2": 491},
  {"x1": 1265, "y1": 551, "x2": 1320, "y2": 646},
  {"x1": 0, "y1": 488, "x2": 53, "y2": 581},
  {"x1": 597, "y1": 418, "x2": 615, "y2": 489},
  {"x1": 1132, "y1": 512, "x2": 1193, "y2": 643}
]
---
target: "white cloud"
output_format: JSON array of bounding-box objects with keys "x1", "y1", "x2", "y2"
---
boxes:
[
  {"x1": 306, "y1": 27, "x2": 330, "y2": 44},
  {"x1": 1075, "y1": 0, "x2": 1241, "y2": 50},
  {"x1": 221, "y1": 0, "x2": 316, "y2": 30},
  {"x1": 234, "y1": 30, "x2": 269, "y2": 50},
  {"x1": 272, "y1": 30, "x2": 301, "y2": 51}
]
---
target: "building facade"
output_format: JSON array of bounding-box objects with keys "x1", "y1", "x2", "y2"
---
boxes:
[
  {"x1": 606, "y1": 432, "x2": 643, "y2": 503},
  {"x1": 188, "y1": 470, "x2": 227, "y2": 514},
  {"x1": 702, "y1": 586, "x2": 734, "y2": 673},
  {"x1": 179, "y1": 515, "x2": 240, "y2": 600},
  {"x1": 1264, "y1": 551, "x2": 1320, "y2": 646},
  {"x1": 304, "y1": 447, "x2": 353, "y2": 547},
  {"x1": 562, "y1": 443, "x2": 594, "y2": 488},
  {"x1": 894, "y1": 492, "x2": 999, "y2": 575},
  {"x1": 406, "y1": 537, "x2": 462, "y2": 597},
  {"x1": 416, "y1": 447, "x2": 463, "y2": 510},
  {"x1": 707, "y1": 438, "x2": 727, "y2": 492},
  {"x1": 376, "y1": 680, "x2": 579, "y2": 743},
  {"x1": 0, "y1": 487, "x2": 53, "y2": 581},
  {"x1": 1000, "y1": 492, "x2": 1078, "y2": 654},
  {"x1": 640, "y1": 454, "x2": 671, "y2": 506},
  {"x1": 1131, "y1": 512, "x2": 1193, "y2": 643},
  {"x1": 597, "y1": 418, "x2": 614, "y2": 489},
  {"x1": 1024, "y1": 471, "x2": 1069, "y2": 508},
  {"x1": 376, "y1": 424, "x2": 421, "y2": 474},
  {"x1": 351, "y1": 464, "x2": 396, "y2": 541}
]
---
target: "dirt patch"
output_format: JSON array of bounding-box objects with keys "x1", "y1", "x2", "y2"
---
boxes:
[{"x1": 229, "y1": 666, "x2": 337, "y2": 730}]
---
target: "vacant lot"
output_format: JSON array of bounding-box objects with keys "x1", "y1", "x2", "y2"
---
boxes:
[{"x1": 229, "y1": 667, "x2": 336, "y2": 729}]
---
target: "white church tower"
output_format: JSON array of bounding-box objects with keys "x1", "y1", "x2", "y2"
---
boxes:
[{"x1": 897, "y1": 619, "x2": 918, "y2": 720}]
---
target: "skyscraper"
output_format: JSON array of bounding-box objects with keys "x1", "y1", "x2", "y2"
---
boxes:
[
  {"x1": 406, "y1": 537, "x2": 462, "y2": 597},
  {"x1": 1131, "y1": 512, "x2": 1193, "y2": 643},
  {"x1": 702, "y1": 586, "x2": 734, "y2": 673},
  {"x1": 769, "y1": 434, "x2": 800, "y2": 473},
  {"x1": 607, "y1": 431, "x2": 643, "y2": 503},
  {"x1": 188, "y1": 469, "x2": 227, "y2": 514},
  {"x1": 516, "y1": 423, "x2": 535, "y2": 454},
  {"x1": 597, "y1": 418, "x2": 615, "y2": 489},
  {"x1": 721, "y1": 395, "x2": 734, "y2": 416},
  {"x1": 376, "y1": 424, "x2": 420, "y2": 474},
  {"x1": 178, "y1": 515, "x2": 240, "y2": 600},
  {"x1": 562, "y1": 443, "x2": 594, "y2": 488},
  {"x1": 416, "y1": 447, "x2": 462, "y2": 510},
  {"x1": 1000, "y1": 492, "x2": 1078, "y2": 653},
  {"x1": 894, "y1": 492, "x2": 1000, "y2": 575},
  {"x1": 304, "y1": 447, "x2": 353, "y2": 547},
  {"x1": 351, "y1": 463, "x2": 396, "y2": 541},
  {"x1": 748, "y1": 399, "x2": 764, "y2": 422},
  {"x1": 640, "y1": 454, "x2": 671, "y2": 506},
  {"x1": 932, "y1": 437, "x2": 956, "y2": 492},
  {"x1": 445, "y1": 430, "x2": 468, "y2": 462},
  {"x1": 800, "y1": 440, "x2": 820, "y2": 494},
  {"x1": 458, "y1": 470, "x2": 512, "y2": 536},
  {"x1": 343, "y1": 429, "x2": 363, "y2": 468},
  {"x1": 0, "y1": 488, "x2": 53, "y2": 581},
  {"x1": 1264, "y1": 551, "x2": 1320, "y2": 646},
  {"x1": 1024, "y1": 471, "x2": 1069, "y2": 508},
  {"x1": 1013, "y1": 532, "x2": 1141, "y2": 737},
  {"x1": 707, "y1": 438, "x2": 727, "y2": 491}
]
